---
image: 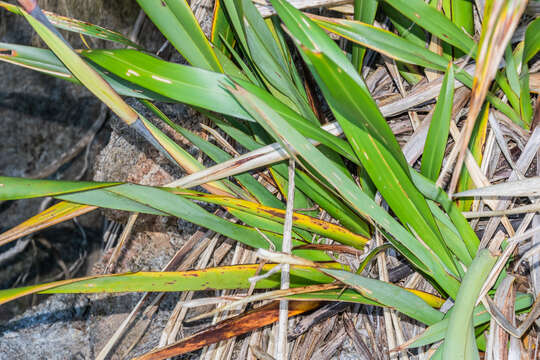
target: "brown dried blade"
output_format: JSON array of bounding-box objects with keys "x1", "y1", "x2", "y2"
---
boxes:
[
  {"x1": 448, "y1": 0, "x2": 527, "y2": 194},
  {"x1": 133, "y1": 300, "x2": 321, "y2": 360}
]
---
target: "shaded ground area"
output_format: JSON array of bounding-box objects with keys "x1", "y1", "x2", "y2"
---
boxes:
[{"x1": 0, "y1": 2, "x2": 202, "y2": 358}]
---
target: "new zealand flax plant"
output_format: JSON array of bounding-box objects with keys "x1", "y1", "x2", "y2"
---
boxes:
[{"x1": 1, "y1": 0, "x2": 540, "y2": 358}]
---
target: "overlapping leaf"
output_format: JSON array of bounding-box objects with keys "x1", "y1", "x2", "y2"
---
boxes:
[
  {"x1": 136, "y1": 0, "x2": 221, "y2": 72},
  {"x1": 270, "y1": 0, "x2": 460, "y2": 286},
  {"x1": 0, "y1": 177, "x2": 332, "y2": 259},
  {"x1": 0, "y1": 1, "x2": 141, "y2": 48},
  {"x1": 227, "y1": 80, "x2": 461, "y2": 297}
]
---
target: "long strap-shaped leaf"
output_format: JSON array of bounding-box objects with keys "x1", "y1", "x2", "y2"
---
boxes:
[
  {"x1": 382, "y1": 0, "x2": 477, "y2": 56},
  {"x1": 0, "y1": 201, "x2": 96, "y2": 246},
  {"x1": 17, "y1": 0, "x2": 137, "y2": 124},
  {"x1": 0, "y1": 261, "x2": 445, "y2": 308},
  {"x1": 0, "y1": 42, "x2": 171, "y2": 101},
  {"x1": 421, "y1": 64, "x2": 455, "y2": 181},
  {"x1": 301, "y1": 47, "x2": 459, "y2": 279},
  {"x1": 443, "y1": 249, "x2": 498, "y2": 359},
  {"x1": 134, "y1": 301, "x2": 321, "y2": 360},
  {"x1": 322, "y1": 268, "x2": 444, "y2": 325},
  {"x1": 0, "y1": 264, "x2": 336, "y2": 305}
]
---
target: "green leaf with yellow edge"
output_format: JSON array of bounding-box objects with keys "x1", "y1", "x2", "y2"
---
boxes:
[
  {"x1": 313, "y1": 17, "x2": 447, "y2": 77},
  {"x1": 136, "y1": 0, "x2": 221, "y2": 72},
  {"x1": 381, "y1": 2, "x2": 427, "y2": 49},
  {"x1": 0, "y1": 261, "x2": 446, "y2": 315},
  {"x1": 210, "y1": 117, "x2": 372, "y2": 238},
  {"x1": 172, "y1": 189, "x2": 369, "y2": 249},
  {"x1": 322, "y1": 268, "x2": 444, "y2": 325},
  {"x1": 211, "y1": 0, "x2": 235, "y2": 55},
  {"x1": 288, "y1": 287, "x2": 445, "y2": 310},
  {"x1": 0, "y1": 1, "x2": 142, "y2": 49},
  {"x1": 456, "y1": 105, "x2": 489, "y2": 211},
  {"x1": 352, "y1": 0, "x2": 378, "y2": 71},
  {"x1": 0, "y1": 201, "x2": 96, "y2": 247},
  {"x1": 0, "y1": 264, "x2": 339, "y2": 306}
]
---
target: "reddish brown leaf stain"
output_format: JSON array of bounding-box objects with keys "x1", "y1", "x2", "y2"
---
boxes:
[
  {"x1": 134, "y1": 301, "x2": 320, "y2": 360},
  {"x1": 183, "y1": 273, "x2": 199, "y2": 277},
  {"x1": 261, "y1": 208, "x2": 285, "y2": 219}
]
